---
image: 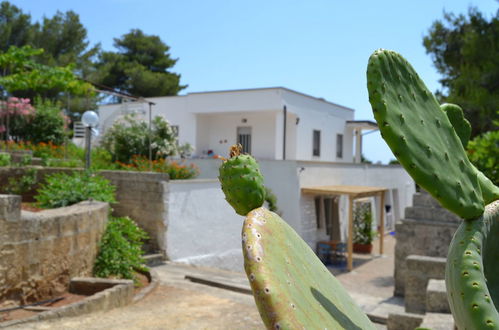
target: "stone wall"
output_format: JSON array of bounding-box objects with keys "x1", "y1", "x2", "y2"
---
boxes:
[
  {"x1": 0, "y1": 195, "x2": 108, "y2": 304},
  {"x1": 99, "y1": 170, "x2": 169, "y2": 253},
  {"x1": 394, "y1": 191, "x2": 459, "y2": 296},
  {"x1": 0, "y1": 167, "x2": 169, "y2": 254}
]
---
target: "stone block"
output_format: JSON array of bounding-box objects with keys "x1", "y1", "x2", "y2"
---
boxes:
[
  {"x1": 404, "y1": 206, "x2": 460, "y2": 223},
  {"x1": 405, "y1": 255, "x2": 446, "y2": 313},
  {"x1": 69, "y1": 277, "x2": 133, "y2": 296},
  {"x1": 0, "y1": 194, "x2": 21, "y2": 222},
  {"x1": 426, "y1": 279, "x2": 450, "y2": 313},
  {"x1": 394, "y1": 219, "x2": 458, "y2": 296},
  {"x1": 419, "y1": 312, "x2": 455, "y2": 330},
  {"x1": 387, "y1": 312, "x2": 423, "y2": 330}
]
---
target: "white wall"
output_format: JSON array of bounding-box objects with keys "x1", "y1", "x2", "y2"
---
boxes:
[
  {"x1": 166, "y1": 179, "x2": 245, "y2": 272},
  {"x1": 282, "y1": 89, "x2": 355, "y2": 162},
  {"x1": 196, "y1": 111, "x2": 278, "y2": 159},
  {"x1": 166, "y1": 160, "x2": 414, "y2": 270}
]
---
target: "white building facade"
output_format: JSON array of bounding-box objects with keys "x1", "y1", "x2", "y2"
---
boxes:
[{"x1": 97, "y1": 87, "x2": 368, "y2": 162}]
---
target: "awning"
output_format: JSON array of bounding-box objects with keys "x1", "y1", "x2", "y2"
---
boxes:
[{"x1": 301, "y1": 185, "x2": 388, "y2": 271}]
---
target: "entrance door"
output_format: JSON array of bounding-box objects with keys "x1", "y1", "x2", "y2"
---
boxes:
[{"x1": 237, "y1": 127, "x2": 252, "y2": 154}]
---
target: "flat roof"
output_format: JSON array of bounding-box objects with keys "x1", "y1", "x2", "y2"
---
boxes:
[
  {"x1": 301, "y1": 185, "x2": 387, "y2": 198},
  {"x1": 346, "y1": 120, "x2": 378, "y2": 129},
  {"x1": 187, "y1": 87, "x2": 355, "y2": 112}
]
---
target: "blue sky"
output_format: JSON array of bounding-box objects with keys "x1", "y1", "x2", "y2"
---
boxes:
[{"x1": 11, "y1": 0, "x2": 498, "y2": 163}]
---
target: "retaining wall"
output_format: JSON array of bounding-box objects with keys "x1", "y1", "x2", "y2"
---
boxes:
[
  {"x1": 0, "y1": 167, "x2": 169, "y2": 254},
  {"x1": 0, "y1": 195, "x2": 108, "y2": 303}
]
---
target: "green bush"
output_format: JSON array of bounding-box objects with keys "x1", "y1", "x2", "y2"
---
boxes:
[
  {"x1": 6, "y1": 168, "x2": 38, "y2": 195},
  {"x1": 0, "y1": 153, "x2": 11, "y2": 166},
  {"x1": 467, "y1": 130, "x2": 499, "y2": 186},
  {"x1": 101, "y1": 114, "x2": 186, "y2": 163},
  {"x1": 353, "y1": 202, "x2": 374, "y2": 245},
  {"x1": 35, "y1": 171, "x2": 116, "y2": 208},
  {"x1": 94, "y1": 216, "x2": 148, "y2": 281},
  {"x1": 11, "y1": 99, "x2": 68, "y2": 145}
]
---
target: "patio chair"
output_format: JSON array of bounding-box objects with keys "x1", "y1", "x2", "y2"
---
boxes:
[
  {"x1": 331, "y1": 242, "x2": 347, "y2": 266},
  {"x1": 316, "y1": 242, "x2": 332, "y2": 265}
]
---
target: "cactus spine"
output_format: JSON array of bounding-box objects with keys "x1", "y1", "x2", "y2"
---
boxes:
[{"x1": 367, "y1": 49, "x2": 499, "y2": 329}]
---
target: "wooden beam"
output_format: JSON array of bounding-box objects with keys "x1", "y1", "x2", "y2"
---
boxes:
[
  {"x1": 347, "y1": 195, "x2": 354, "y2": 271},
  {"x1": 379, "y1": 191, "x2": 385, "y2": 255}
]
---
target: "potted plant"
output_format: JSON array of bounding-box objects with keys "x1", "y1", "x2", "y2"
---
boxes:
[{"x1": 353, "y1": 203, "x2": 374, "y2": 254}]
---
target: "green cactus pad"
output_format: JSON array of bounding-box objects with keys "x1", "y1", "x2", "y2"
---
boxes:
[
  {"x1": 441, "y1": 103, "x2": 499, "y2": 205},
  {"x1": 367, "y1": 49, "x2": 484, "y2": 219},
  {"x1": 219, "y1": 148, "x2": 266, "y2": 216},
  {"x1": 446, "y1": 200, "x2": 499, "y2": 329},
  {"x1": 441, "y1": 103, "x2": 472, "y2": 148},
  {"x1": 243, "y1": 207, "x2": 375, "y2": 329}
]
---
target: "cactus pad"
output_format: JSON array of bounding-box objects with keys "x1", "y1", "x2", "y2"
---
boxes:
[
  {"x1": 243, "y1": 207, "x2": 375, "y2": 329},
  {"x1": 219, "y1": 145, "x2": 266, "y2": 216},
  {"x1": 441, "y1": 103, "x2": 499, "y2": 205},
  {"x1": 441, "y1": 103, "x2": 471, "y2": 148},
  {"x1": 446, "y1": 200, "x2": 499, "y2": 329},
  {"x1": 367, "y1": 49, "x2": 484, "y2": 219}
]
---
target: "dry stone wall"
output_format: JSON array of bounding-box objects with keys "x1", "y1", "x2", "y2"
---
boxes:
[{"x1": 0, "y1": 195, "x2": 108, "y2": 304}]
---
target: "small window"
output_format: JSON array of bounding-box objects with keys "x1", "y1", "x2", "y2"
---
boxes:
[
  {"x1": 313, "y1": 130, "x2": 321, "y2": 157},
  {"x1": 237, "y1": 127, "x2": 252, "y2": 154},
  {"x1": 336, "y1": 134, "x2": 343, "y2": 158},
  {"x1": 171, "y1": 125, "x2": 179, "y2": 138}
]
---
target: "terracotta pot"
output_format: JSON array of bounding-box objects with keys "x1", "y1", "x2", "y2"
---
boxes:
[{"x1": 353, "y1": 243, "x2": 373, "y2": 254}]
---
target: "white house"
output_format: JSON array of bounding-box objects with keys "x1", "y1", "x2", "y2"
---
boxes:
[
  {"x1": 96, "y1": 87, "x2": 377, "y2": 163},
  {"x1": 93, "y1": 87, "x2": 415, "y2": 272}
]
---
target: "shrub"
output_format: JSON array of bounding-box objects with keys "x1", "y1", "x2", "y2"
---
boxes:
[
  {"x1": 101, "y1": 114, "x2": 190, "y2": 163},
  {"x1": 35, "y1": 171, "x2": 116, "y2": 208},
  {"x1": 5, "y1": 168, "x2": 38, "y2": 195},
  {"x1": 467, "y1": 130, "x2": 499, "y2": 186},
  {"x1": 0, "y1": 153, "x2": 11, "y2": 166},
  {"x1": 353, "y1": 202, "x2": 374, "y2": 245},
  {"x1": 94, "y1": 216, "x2": 148, "y2": 281},
  {"x1": 10, "y1": 99, "x2": 68, "y2": 145},
  {"x1": 116, "y1": 155, "x2": 199, "y2": 179}
]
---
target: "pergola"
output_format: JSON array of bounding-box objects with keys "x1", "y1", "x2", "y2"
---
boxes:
[{"x1": 301, "y1": 185, "x2": 388, "y2": 271}]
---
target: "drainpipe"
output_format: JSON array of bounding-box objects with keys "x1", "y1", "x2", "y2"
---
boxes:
[{"x1": 282, "y1": 105, "x2": 287, "y2": 160}]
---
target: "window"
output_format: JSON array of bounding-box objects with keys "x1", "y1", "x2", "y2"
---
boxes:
[
  {"x1": 237, "y1": 127, "x2": 252, "y2": 154},
  {"x1": 336, "y1": 134, "x2": 343, "y2": 158},
  {"x1": 313, "y1": 130, "x2": 321, "y2": 157},
  {"x1": 171, "y1": 125, "x2": 179, "y2": 138}
]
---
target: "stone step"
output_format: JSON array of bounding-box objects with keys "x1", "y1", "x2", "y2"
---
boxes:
[
  {"x1": 386, "y1": 311, "x2": 423, "y2": 330},
  {"x1": 143, "y1": 253, "x2": 166, "y2": 267},
  {"x1": 404, "y1": 206, "x2": 460, "y2": 223},
  {"x1": 426, "y1": 279, "x2": 450, "y2": 313},
  {"x1": 412, "y1": 192, "x2": 443, "y2": 208},
  {"x1": 419, "y1": 312, "x2": 455, "y2": 330}
]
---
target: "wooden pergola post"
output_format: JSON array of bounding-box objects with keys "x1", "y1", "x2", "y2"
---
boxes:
[
  {"x1": 347, "y1": 195, "x2": 354, "y2": 271},
  {"x1": 379, "y1": 191, "x2": 385, "y2": 255}
]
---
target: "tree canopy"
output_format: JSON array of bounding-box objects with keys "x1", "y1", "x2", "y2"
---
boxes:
[
  {"x1": 92, "y1": 29, "x2": 186, "y2": 97},
  {"x1": 423, "y1": 7, "x2": 499, "y2": 137}
]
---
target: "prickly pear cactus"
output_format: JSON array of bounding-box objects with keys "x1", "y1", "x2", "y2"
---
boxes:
[
  {"x1": 243, "y1": 207, "x2": 376, "y2": 329},
  {"x1": 367, "y1": 49, "x2": 499, "y2": 330},
  {"x1": 367, "y1": 49, "x2": 484, "y2": 219},
  {"x1": 446, "y1": 201, "x2": 499, "y2": 329},
  {"x1": 441, "y1": 103, "x2": 499, "y2": 205},
  {"x1": 219, "y1": 144, "x2": 266, "y2": 216},
  {"x1": 440, "y1": 103, "x2": 471, "y2": 148}
]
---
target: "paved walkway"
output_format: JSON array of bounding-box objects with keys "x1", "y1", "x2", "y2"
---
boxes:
[{"x1": 10, "y1": 236, "x2": 400, "y2": 329}]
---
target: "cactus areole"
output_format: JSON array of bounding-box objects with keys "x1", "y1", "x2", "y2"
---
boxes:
[{"x1": 219, "y1": 144, "x2": 266, "y2": 216}]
